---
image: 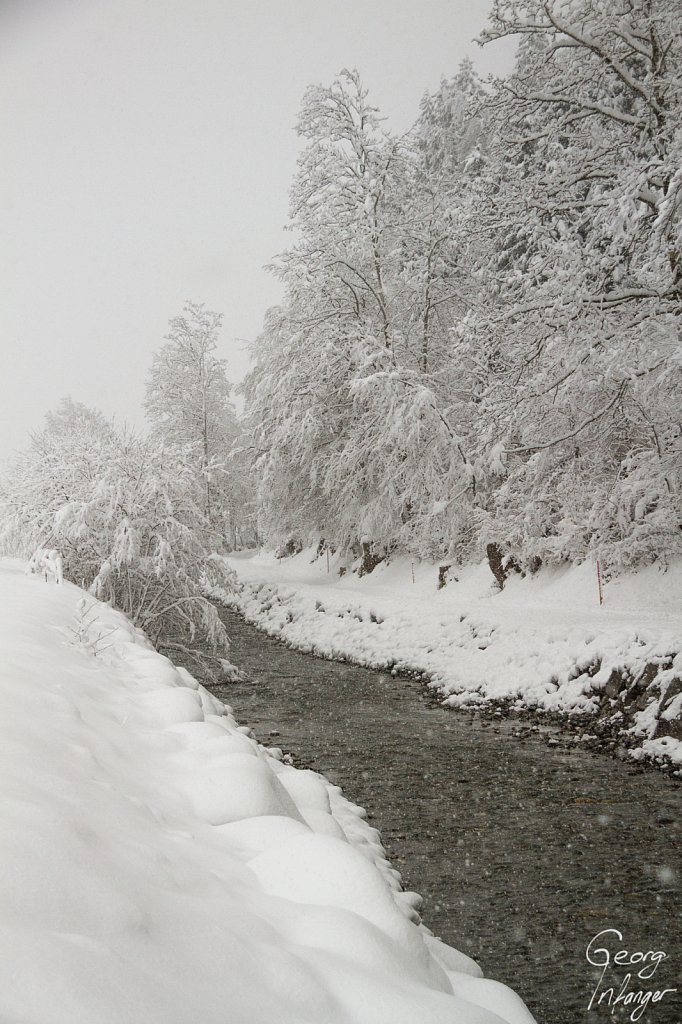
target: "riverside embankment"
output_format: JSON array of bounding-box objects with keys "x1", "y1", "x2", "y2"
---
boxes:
[{"x1": 209, "y1": 606, "x2": 681, "y2": 1024}]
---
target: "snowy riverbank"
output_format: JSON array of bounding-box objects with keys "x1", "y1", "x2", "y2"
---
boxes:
[
  {"x1": 0, "y1": 559, "x2": 533, "y2": 1024},
  {"x1": 225, "y1": 549, "x2": 682, "y2": 773}
]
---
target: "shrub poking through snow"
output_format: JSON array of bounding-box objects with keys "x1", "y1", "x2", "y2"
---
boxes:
[
  {"x1": 25, "y1": 546, "x2": 63, "y2": 584},
  {"x1": 69, "y1": 598, "x2": 118, "y2": 657}
]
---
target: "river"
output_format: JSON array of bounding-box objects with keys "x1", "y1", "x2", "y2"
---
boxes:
[{"x1": 206, "y1": 607, "x2": 681, "y2": 1024}]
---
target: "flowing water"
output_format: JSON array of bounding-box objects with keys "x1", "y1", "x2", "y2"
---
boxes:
[{"x1": 207, "y1": 608, "x2": 681, "y2": 1024}]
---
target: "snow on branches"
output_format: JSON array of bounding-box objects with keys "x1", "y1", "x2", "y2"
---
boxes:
[
  {"x1": 246, "y1": 6, "x2": 681, "y2": 574},
  {"x1": 145, "y1": 302, "x2": 254, "y2": 548},
  {"x1": 0, "y1": 399, "x2": 235, "y2": 674}
]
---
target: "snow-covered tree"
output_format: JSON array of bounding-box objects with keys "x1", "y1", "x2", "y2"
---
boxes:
[
  {"x1": 246, "y1": 70, "x2": 480, "y2": 562},
  {"x1": 0, "y1": 399, "x2": 234, "y2": 672},
  {"x1": 416, "y1": 59, "x2": 487, "y2": 178},
  {"x1": 247, "y1": 13, "x2": 681, "y2": 576},
  {"x1": 145, "y1": 302, "x2": 250, "y2": 545},
  {"x1": 466, "y1": 0, "x2": 682, "y2": 569}
]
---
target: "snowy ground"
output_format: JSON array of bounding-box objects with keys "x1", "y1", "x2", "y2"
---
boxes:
[
  {"x1": 0, "y1": 559, "x2": 534, "y2": 1024},
  {"x1": 226, "y1": 548, "x2": 682, "y2": 771}
]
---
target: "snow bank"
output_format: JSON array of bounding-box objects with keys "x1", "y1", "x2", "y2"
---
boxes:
[
  {"x1": 225, "y1": 549, "x2": 682, "y2": 770},
  {"x1": 0, "y1": 559, "x2": 533, "y2": 1024}
]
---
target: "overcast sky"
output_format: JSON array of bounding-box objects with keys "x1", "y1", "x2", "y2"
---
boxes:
[{"x1": 1, "y1": 0, "x2": 515, "y2": 458}]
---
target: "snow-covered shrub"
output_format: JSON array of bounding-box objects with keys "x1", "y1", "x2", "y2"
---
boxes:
[
  {"x1": 0, "y1": 399, "x2": 234, "y2": 672},
  {"x1": 68, "y1": 597, "x2": 116, "y2": 657}
]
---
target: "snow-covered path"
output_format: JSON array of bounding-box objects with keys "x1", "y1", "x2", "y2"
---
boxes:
[
  {"x1": 0, "y1": 559, "x2": 534, "y2": 1024},
  {"x1": 225, "y1": 549, "x2": 682, "y2": 768}
]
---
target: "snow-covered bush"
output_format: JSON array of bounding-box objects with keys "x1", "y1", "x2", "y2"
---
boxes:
[{"x1": 0, "y1": 399, "x2": 234, "y2": 671}]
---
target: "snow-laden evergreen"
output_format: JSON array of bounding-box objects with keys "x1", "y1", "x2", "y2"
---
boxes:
[
  {"x1": 146, "y1": 302, "x2": 255, "y2": 548},
  {"x1": 245, "y1": 1, "x2": 682, "y2": 575}
]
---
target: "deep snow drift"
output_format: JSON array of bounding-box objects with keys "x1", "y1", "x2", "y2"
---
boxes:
[
  {"x1": 226, "y1": 549, "x2": 682, "y2": 771},
  {"x1": 0, "y1": 559, "x2": 533, "y2": 1024}
]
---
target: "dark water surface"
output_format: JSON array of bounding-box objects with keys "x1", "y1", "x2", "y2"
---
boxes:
[{"x1": 208, "y1": 608, "x2": 681, "y2": 1024}]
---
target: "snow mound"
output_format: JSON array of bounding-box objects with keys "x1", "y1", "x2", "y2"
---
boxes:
[{"x1": 0, "y1": 559, "x2": 533, "y2": 1024}]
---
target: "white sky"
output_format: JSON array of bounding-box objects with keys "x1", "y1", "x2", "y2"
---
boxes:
[{"x1": 1, "y1": 0, "x2": 515, "y2": 458}]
